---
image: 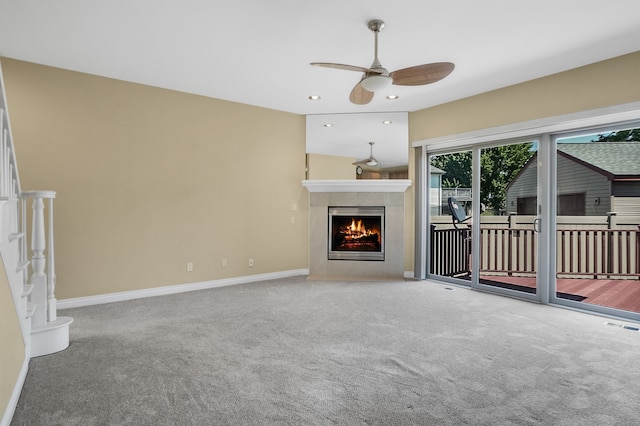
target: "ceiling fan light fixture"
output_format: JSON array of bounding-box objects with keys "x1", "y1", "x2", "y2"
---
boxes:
[
  {"x1": 366, "y1": 159, "x2": 378, "y2": 166},
  {"x1": 360, "y1": 74, "x2": 392, "y2": 92}
]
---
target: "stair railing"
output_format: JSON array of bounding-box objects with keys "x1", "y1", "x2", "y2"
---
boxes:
[
  {"x1": 0, "y1": 64, "x2": 31, "y2": 343},
  {"x1": 1, "y1": 61, "x2": 70, "y2": 358}
]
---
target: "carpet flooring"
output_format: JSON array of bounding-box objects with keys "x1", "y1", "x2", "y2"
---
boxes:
[{"x1": 11, "y1": 276, "x2": 640, "y2": 425}]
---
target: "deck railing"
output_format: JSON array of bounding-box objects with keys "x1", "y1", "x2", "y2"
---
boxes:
[
  {"x1": 430, "y1": 216, "x2": 640, "y2": 279},
  {"x1": 557, "y1": 227, "x2": 640, "y2": 278},
  {"x1": 430, "y1": 225, "x2": 471, "y2": 277},
  {"x1": 479, "y1": 227, "x2": 537, "y2": 275}
]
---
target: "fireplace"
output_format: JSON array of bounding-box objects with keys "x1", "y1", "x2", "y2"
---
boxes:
[{"x1": 328, "y1": 206, "x2": 385, "y2": 261}]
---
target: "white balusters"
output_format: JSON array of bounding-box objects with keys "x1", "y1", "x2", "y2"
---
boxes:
[
  {"x1": 0, "y1": 113, "x2": 5, "y2": 198},
  {"x1": 21, "y1": 196, "x2": 28, "y2": 286},
  {"x1": 30, "y1": 196, "x2": 46, "y2": 276},
  {"x1": 2, "y1": 128, "x2": 9, "y2": 197}
]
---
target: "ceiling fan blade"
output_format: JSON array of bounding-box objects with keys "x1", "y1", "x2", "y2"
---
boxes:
[
  {"x1": 349, "y1": 81, "x2": 374, "y2": 105},
  {"x1": 352, "y1": 159, "x2": 380, "y2": 167},
  {"x1": 310, "y1": 62, "x2": 383, "y2": 74},
  {"x1": 390, "y1": 62, "x2": 455, "y2": 86}
]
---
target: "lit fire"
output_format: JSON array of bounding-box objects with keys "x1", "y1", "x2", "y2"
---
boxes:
[
  {"x1": 341, "y1": 218, "x2": 374, "y2": 240},
  {"x1": 332, "y1": 215, "x2": 381, "y2": 252}
]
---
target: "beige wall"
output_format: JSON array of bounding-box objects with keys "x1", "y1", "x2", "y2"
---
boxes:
[
  {"x1": 306, "y1": 153, "x2": 356, "y2": 180},
  {"x1": 405, "y1": 51, "x2": 640, "y2": 271},
  {"x1": 2, "y1": 58, "x2": 308, "y2": 299},
  {"x1": 0, "y1": 259, "x2": 25, "y2": 422}
]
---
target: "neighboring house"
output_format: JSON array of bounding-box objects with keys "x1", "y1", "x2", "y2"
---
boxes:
[
  {"x1": 441, "y1": 187, "x2": 472, "y2": 216},
  {"x1": 428, "y1": 165, "x2": 472, "y2": 216},
  {"x1": 429, "y1": 166, "x2": 445, "y2": 215},
  {"x1": 506, "y1": 142, "x2": 640, "y2": 216}
]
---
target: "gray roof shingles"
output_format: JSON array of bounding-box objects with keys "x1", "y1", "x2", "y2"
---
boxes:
[{"x1": 557, "y1": 142, "x2": 640, "y2": 176}]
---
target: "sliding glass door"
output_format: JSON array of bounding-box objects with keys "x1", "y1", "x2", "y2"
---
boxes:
[
  {"x1": 426, "y1": 140, "x2": 542, "y2": 301},
  {"x1": 428, "y1": 150, "x2": 473, "y2": 283},
  {"x1": 474, "y1": 141, "x2": 540, "y2": 298},
  {"x1": 551, "y1": 126, "x2": 640, "y2": 316}
]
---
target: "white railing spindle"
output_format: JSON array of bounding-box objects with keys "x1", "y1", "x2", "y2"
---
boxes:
[{"x1": 21, "y1": 196, "x2": 28, "y2": 286}]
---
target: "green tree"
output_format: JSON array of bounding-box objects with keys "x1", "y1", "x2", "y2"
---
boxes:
[
  {"x1": 593, "y1": 128, "x2": 640, "y2": 141},
  {"x1": 431, "y1": 151, "x2": 472, "y2": 188},
  {"x1": 430, "y1": 143, "x2": 533, "y2": 214}
]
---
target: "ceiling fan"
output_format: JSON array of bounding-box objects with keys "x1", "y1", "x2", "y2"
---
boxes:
[
  {"x1": 353, "y1": 142, "x2": 380, "y2": 167},
  {"x1": 311, "y1": 19, "x2": 454, "y2": 105}
]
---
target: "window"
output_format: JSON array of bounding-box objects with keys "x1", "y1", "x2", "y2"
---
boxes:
[{"x1": 558, "y1": 193, "x2": 585, "y2": 216}]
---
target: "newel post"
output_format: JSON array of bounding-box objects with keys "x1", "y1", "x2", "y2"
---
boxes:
[{"x1": 23, "y1": 190, "x2": 57, "y2": 326}]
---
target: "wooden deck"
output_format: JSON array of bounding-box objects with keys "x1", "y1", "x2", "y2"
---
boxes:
[{"x1": 479, "y1": 275, "x2": 640, "y2": 313}]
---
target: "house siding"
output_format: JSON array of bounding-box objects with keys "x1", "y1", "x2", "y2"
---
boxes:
[
  {"x1": 506, "y1": 154, "x2": 612, "y2": 215},
  {"x1": 612, "y1": 197, "x2": 640, "y2": 216},
  {"x1": 557, "y1": 154, "x2": 611, "y2": 215},
  {"x1": 506, "y1": 159, "x2": 537, "y2": 214}
]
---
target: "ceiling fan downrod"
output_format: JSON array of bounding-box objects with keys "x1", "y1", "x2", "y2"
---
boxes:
[{"x1": 368, "y1": 19, "x2": 385, "y2": 70}]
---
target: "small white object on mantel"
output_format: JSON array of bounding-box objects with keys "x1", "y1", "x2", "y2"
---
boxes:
[{"x1": 302, "y1": 179, "x2": 412, "y2": 193}]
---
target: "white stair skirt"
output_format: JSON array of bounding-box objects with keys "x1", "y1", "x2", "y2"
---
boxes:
[{"x1": 30, "y1": 316, "x2": 73, "y2": 358}]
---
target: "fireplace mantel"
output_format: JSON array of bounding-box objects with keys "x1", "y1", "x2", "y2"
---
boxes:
[{"x1": 302, "y1": 179, "x2": 411, "y2": 193}]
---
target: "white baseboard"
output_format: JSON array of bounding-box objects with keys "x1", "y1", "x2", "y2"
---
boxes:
[
  {"x1": 1, "y1": 352, "x2": 29, "y2": 426},
  {"x1": 404, "y1": 270, "x2": 415, "y2": 279},
  {"x1": 58, "y1": 269, "x2": 309, "y2": 310}
]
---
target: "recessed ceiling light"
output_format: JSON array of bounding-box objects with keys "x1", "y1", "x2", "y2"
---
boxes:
[
  {"x1": 308, "y1": 95, "x2": 321, "y2": 100},
  {"x1": 324, "y1": 123, "x2": 333, "y2": 127},
  {"x1": 382, "y1": 120, "x2": 392, "y2": 124},
  {"x1": 386, "y1": 95, "x2": 399, "y2": 100}
]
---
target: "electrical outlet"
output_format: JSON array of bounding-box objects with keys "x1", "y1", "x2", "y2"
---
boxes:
[
  {"x1": 221, "y1": 258, "x2": 228, "y2": 268},
  {"x1": 187, "y1": 262, "x2": 193, "y2": 272},
  {"x1": 249, "y1": 258, "x2": 254, "y2": 267}
]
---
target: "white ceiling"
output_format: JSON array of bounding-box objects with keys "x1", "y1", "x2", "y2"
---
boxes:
[
  {"x1": 2, "y1": 0, "x2": 640, "y2": 167},
  {"x1": 307, "y1": 112, "x2": 408, "y2": 168}
]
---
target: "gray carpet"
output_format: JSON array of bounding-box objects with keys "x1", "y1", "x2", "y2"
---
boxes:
[{"x1": 11, "y1": 277, "x2": 640, "y2": 425}]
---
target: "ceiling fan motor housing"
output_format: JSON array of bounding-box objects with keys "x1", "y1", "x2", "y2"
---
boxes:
[{"x1": 367, "y1": 19, "x2": 385, "y2": 32}]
